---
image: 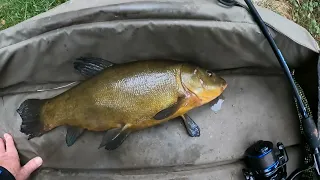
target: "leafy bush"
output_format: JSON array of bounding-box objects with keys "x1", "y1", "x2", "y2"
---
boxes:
[{"x1": 290, "y1": 0, "x2": 320, "y2": 43}]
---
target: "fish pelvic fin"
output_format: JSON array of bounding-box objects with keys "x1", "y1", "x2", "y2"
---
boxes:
[
  {"x1": 74, "y1": 57, "x2": 114, "y2": 77},
  {"x1": 17, "y1": 99, "x2": 46, "y2": 139},
  {"x1": 99, "y1": 124, "x2": 132, "y2": 150}
]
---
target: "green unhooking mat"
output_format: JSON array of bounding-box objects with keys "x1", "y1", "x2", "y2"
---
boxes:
[{"x1": 0, "y1": 0, "x2": 319, "y2": 179}]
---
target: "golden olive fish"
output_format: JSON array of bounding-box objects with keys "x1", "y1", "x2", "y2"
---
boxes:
[{"x1": 17, "y1": 58, "x2": 227, "y2": 150}]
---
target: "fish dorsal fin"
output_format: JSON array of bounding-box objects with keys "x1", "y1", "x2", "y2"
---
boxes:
[
  {"x1": 99, "y1": 124, "x2": 132, "y2": 150},
  {"x1": 153, "y1": 97, "x2": 185, "y2": 120},
  {"x1": 181, "y1": 114, "x2": 200, "y2": 137},
  {"x1": 66, "y1": 126, "x2": 85, "y2": 147},
  {"x1": 74, "y1": 57, "x2": 114, "y2": 77}
]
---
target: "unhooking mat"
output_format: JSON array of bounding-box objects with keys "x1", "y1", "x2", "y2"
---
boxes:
[{"x1": 0, "y1": 0, "x2": 320, "y2": 179}]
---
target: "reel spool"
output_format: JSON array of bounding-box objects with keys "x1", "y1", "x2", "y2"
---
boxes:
[{"x1": 243, "y1": 141, "x2": 288, "y2": 180}]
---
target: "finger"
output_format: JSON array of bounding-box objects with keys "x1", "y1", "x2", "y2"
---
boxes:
[
  {"x1": 0, "y1": 138, "x2": 5, "y2": 153},
  {"x1": 4, "y1": 133, "x2": 18, "y2": 155},
  {"x1": 20, "y1": 157, "x2": 43, "y2": 178}
]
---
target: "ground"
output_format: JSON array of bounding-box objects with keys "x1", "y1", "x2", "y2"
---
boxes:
[{"x1": 0, "y1": 0, "x2": 319, "y2": 43}]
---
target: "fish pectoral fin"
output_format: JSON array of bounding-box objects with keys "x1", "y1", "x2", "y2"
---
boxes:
[
  {"x1": 74, "y1": 57, "x2": 114, "y2": 77},
  {"x1": 99, "y1": 125, "x2": 132, "y2": 150},
  {"x1": 153, "y1": 97, "x2": 185, "y2": 120},
  {"x1": 181, "y1": 114, "x2": 200, "y2": 137},
  {"x1": 66, "y1": 126, "x2": 86, "y2": 147}
]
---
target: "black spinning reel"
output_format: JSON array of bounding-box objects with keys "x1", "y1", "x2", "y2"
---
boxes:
[
  {"x1": 243, "y1": 141, "x2": 315, "y2": 180},
  {"x1": 243, "y1": 141, "x2": 288, "y2": 180}
]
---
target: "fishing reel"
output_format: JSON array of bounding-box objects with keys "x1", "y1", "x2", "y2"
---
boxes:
[{"x1": 242, "y1": 140, "x2": 288, "y2": 180}]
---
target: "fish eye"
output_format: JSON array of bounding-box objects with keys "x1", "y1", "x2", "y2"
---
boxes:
[{"x1": 206, "y1": 70, "x2": 213, "y2": 77}]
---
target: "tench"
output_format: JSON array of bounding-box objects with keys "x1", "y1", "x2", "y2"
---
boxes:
[{"x1": 17, "y1": 58, "x2": 227, "y2": 150}]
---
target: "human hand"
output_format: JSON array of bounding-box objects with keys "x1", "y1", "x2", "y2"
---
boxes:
[{"x1": 0, "y1": 133, "x2": 43, "y2": 180}]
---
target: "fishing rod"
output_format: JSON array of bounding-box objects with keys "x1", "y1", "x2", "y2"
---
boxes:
[{"x1": 217, "y1": 0, "x2": 320, "y2": 179}]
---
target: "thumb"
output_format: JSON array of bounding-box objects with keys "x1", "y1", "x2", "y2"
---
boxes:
[{"x1": 20, "y1": 157, "x2": 43, "y2": 178}]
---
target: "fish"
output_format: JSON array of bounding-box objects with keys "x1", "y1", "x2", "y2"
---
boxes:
[{"x1": 17, "y1": 58, "x2": 227, "y2": 150}]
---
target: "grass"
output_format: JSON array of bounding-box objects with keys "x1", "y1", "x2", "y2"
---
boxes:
[
  {"x1": 0, "y1": 0, "x2": 66, "y2": 30},
  {"x1": 256, "y1": 0, "x2": 319, "y2": 44}
]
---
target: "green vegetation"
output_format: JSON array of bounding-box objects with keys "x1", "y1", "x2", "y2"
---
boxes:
[
  {"x1": 0, "y1": 0, "x2": 319, "y2": 44},
  {"x1": 289, "y1": 0, "x2": 320, "y2": 43},
  {"x1": 0, "y1": 0, "x2": 66, "y2": 30}
]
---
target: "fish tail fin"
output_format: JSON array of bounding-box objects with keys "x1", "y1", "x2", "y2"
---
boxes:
[{"x1": 17, "y1": 99, "x2": 46, "y2": 139}]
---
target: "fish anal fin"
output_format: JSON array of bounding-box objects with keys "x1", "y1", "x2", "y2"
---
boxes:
[
  {"x1": 181, "y1": 114, "x2": 200, "y2": 137},
  {"x1": 66, "y1": 126, "x2": 85, "y2": 147},
  {"x1": 74, "y1": 57, "x2": 114, "y2": 77}
]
